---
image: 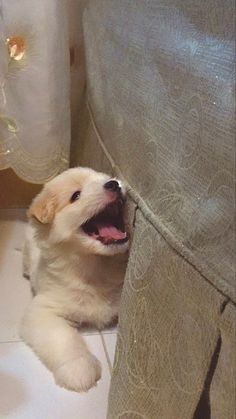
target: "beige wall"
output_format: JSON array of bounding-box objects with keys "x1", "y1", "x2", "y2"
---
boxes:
[{"x1": 0, "y1": 169, "x2": 42, "y2": 208}]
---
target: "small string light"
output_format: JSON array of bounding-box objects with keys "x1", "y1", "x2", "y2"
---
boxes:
[{"x1": 6, "y1": 36, "x2": 26, "y2": 61}]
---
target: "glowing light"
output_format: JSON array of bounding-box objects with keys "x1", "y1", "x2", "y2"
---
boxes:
[{"x1": 6, "y1": 36, "x2": 26, "y2": 61}]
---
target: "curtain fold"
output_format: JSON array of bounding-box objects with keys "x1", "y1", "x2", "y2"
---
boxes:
[{"x1": 0, "y1": 0, "x2": 73, "y2": 183}]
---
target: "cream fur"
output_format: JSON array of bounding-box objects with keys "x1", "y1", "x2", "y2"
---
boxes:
[{"x1": 20, "y1": 167, "x2": 129, "y2": 392}]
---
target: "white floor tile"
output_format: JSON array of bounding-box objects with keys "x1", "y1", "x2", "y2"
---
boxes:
[
  {"x1": 0, "y1": 209, "x2": 27, "y2": 251},
  {"x1": 0, "y1": 336, "x2": 110, "y2": 419},
  {"x1": 102, "y1": 333, "x2": 117, "y2": 369},
  {"x1": 0, "y1": 210, "x2": 31, "y2": 342}
]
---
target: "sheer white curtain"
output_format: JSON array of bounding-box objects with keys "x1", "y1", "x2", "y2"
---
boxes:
[{"x1": 0, "y1": 0, "x2": 85, "y2": 183}]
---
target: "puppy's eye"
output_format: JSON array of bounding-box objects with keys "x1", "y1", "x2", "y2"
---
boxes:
[{"x1": 70, "y1": 191, "x2": 81, "y2": 202}]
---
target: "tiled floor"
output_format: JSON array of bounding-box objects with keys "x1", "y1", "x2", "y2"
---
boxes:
[{"x1": 0, "y1": 210, "x2": 117, "y2": 419}]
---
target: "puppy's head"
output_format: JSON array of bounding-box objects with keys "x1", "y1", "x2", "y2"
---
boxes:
[{"x1": 28, "y1": 167, "x2": 129, "y2": 256}]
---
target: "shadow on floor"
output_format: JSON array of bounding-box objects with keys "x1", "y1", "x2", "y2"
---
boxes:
[{"x1": 0, "y1": 370, "x2": 28, "y2": 416}]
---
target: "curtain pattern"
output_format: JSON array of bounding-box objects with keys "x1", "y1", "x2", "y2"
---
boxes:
[
  {"x1": 78, "y1": 1, "x2": 235, "y2": 417},
  {"x1": 0, "y1": 0, "x2": 72, "y2": 183}
]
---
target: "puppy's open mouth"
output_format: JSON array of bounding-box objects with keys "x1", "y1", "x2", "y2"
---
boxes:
[{"x1": 81, "y1": 199, "x2": 128, "y2": 245}]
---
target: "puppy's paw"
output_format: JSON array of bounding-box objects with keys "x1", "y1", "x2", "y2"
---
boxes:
[{"x1": 54, "y1": 354, "x2": 101, "y2": 392}]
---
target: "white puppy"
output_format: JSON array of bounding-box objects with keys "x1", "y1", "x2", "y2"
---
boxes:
[{"x1": 21, "y1": 167, "x2": 129, "y2": 392}]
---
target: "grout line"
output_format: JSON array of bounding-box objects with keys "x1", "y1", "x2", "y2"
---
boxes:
[
  {"x1": 101, "y1": 330, "x2": 117, "y2": 335},
  {"x1": 79, "y1": 330, "x2": 101, "y2": 336},
  {"x1": 0, "y1": 330, "x2": 101, "y2": 344},
  {"x1": 99, "y1": 332, "x2": 112, "y2": 375},
  {"x1": 81, "y1": 332, "x2": 101, "y2": 336}
]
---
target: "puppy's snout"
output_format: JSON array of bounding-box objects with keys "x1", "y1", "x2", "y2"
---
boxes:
[{"x1": 104, "y1": 180, "x2": 121, "y2": 193}]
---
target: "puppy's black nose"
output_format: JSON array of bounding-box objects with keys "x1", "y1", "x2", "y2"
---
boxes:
[{"x1": 104, "y1": 180, "x2": 121, "y2": 192}]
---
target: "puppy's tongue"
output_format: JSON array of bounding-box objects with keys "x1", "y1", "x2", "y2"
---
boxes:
[{"x1": 98, "y1": 225, "x2": 126, "y2": 240}]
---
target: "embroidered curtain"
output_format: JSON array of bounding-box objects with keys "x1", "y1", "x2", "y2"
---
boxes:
[{"x1": 0, "y1": 0, "x2": 85, "y2": 183}]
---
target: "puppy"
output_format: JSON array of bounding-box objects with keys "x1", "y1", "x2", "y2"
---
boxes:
[{"x1": 20, "y1": 167, "x2": 129, "y2": 392}]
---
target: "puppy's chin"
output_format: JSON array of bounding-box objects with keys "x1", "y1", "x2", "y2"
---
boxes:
[{"x1": 74, "y1": 232, "x2": 129, "y2": 256}]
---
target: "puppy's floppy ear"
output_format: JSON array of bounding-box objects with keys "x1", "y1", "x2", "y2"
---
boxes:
[{"x1": 28, "y1": 187, "x2": 56, "y2": 224}]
